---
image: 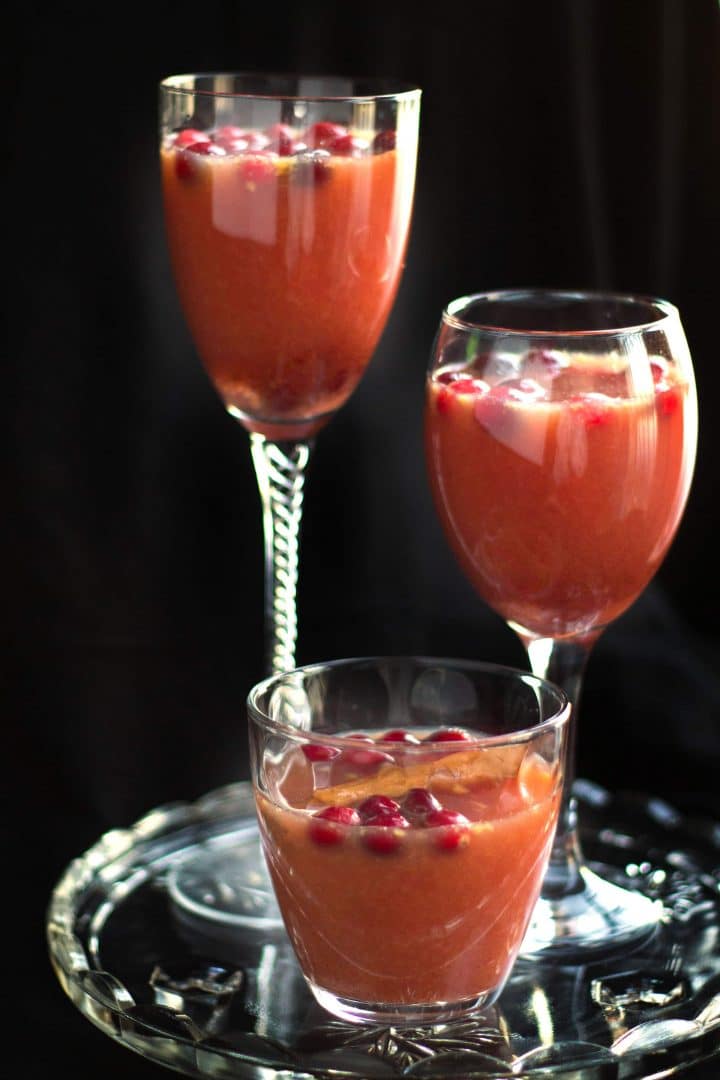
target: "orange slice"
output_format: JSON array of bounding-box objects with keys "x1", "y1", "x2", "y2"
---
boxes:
[{"x1": 310, "y1": 745, "x2": 526, "y2": 806}]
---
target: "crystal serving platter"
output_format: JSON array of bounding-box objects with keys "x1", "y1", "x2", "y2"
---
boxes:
[{"x1": 47, "y1": 780, "x2": 720, "y2": 1078}]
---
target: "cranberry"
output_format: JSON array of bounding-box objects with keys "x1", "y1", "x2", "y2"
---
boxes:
[
  {"x1": 657, "y1": 385, "x2": 681, "y2": 417},
  {"x1": 402, "y1": 787, "x2": 441, "y2": 819},
  {"x1": 341, "y1": 746, "x2": 393, "y2": 768},
  {"x1": 426, "y1": 808, "x2": 470, "y2": 850},
  {"x1": 292, "y1": 149, "x2": 331, "y2": 187},
  {"x1": 363, "y1": 811, "x2": 410, "y2": 853},
  {"x1": 373, "y1": 129, "x2": 396, "y2": 153},
  {"x1": 303, "y1": 121, "x2": 347, "y2": 148},
  {"x1": 425, "y1": 727, "x2": 473, "y2": 743},
  {"x1": 239, "y1": 154, "x2": 277, "y2": 188},
  {"x1": 174, "y1": 128, "x2": 211, "y2": 148},
  {"x1": 382, "y1": 729, "x2": 421, "y2": 744},
  {"x1": 357, "y1": 795, "x2": 401, "y2": 820},
  {"x1": 265, "y1": 123, "x2": 295, "y2": 156},
  {"x1": 214, "y1": 134, "x2": 250, "y2": 154},
  {"x1": 526, "y1": 348, "x2": 564, "y2": 373},
  {"x1": 301, "y1": 743, "x2": 340, "y2": 762},
  {"x1": 650, "y1": 359, "x2": 668, "y2": 384},
  {"x1": 174, "y1": 142, "x2": 224, "y2": 181},
  {"x1": 309, "y1": 804, "x2": 360, "y2": 845},
  {"x1": 326, "y1": 132, "x2": 368, "y2": 156},
  {"x1": 186, "y1": 141, "x2": 225, "y2": 156},
  {"x1": 214, "y1": 124, "x2": 248, "y2": 142},
  {"x1": 569, "y1": 392, "x2": 612, "y2": 427}
]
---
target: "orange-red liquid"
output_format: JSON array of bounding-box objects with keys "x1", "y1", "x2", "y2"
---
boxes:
[
  {"x1": 161, "y1": 141, "x2": 413, "y2": 439},
  {"x1": 255, "y1": 744, "x2": 559, "y2": 1007},
  {"x1": 425, "y1": 355, "x2": 695, "y2": 639}
]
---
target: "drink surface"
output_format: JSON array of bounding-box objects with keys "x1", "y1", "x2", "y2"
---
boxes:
[
  {"x1": 255, "y1": 727, "x2": 559, "y2": 1007},
  {"x1": 426, "y1": 351, "x2": 695, "y2": 639},
  {"x1": 161, "y1": 123, "x2": 414, "y2": 440}
]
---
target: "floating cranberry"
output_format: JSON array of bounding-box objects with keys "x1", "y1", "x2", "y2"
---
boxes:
[
  {"x1": 326, "y1": 132, "x2": 368, "y2": 156},
  {"x1": 239, "y1": 154, "x2": 277, "y2": 188},
  {"x1": 526, "y1": 348, "x2": 564, "y2": 373},
  {"x1": 569, "y1": 392, "x2": 612, "y2": 427},
  {"x1": 303, "y1": 121, "x2": 347, "y2": 148},
  {"x1": 373, "y1": 129, "x2": 396, "y2": 153},
  {"x1": 174, "y1": 128, "x2": 211, "y2": 148},
  {"x1": 657, "y1": 385, "x2": 681, "y2": 417},
  {"x1": 425, "y1": 727, "x2": 473, "y2": 743},
  {"x1": 292, "y1": 149, "x2": 331, "y2": 187},
  {"x1": 363, "y1": 811, "x2": 410, "y2": 853},
  {"x1": 174, "y1": 141, "x2": 224, "y2": 181},
  {"x1": 214, "y1": 134, "x2": 250, "y2": 154},
  {"x1": 382, "y1": 729, "x2": 421, "y2": 744},
  {"x1": 301, "y1": 743, "x2": 341, "y2": 762},
  {"x1": 265, "y1": 123, "x2": 295, "y2": 156},
  {"x1": 402, "y1": 787, "x2": 442, "y2": 819},
  {"x1": 341, "y1": 745, "x2": 393, "y2": 768},
  {"x1": 214, "y1": 124, "x2": 248, "y2": 142},
  {"x1": 309, "y1": 805, "x2": 360, "y2": 845},
  {"x1": 426, "y1": 808, "x2": 470, "y2": 850},
  {"x1": 357, "y1": 794, "x2": 401, "y2": 820}
]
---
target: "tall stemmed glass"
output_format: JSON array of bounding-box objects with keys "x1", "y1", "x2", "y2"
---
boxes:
[
  {"x1": 160, "y1": 74, "x2": 420, "y2": 927},
  {"x1": 425, "y1": 290, "x2": 697, "y2": 958}
]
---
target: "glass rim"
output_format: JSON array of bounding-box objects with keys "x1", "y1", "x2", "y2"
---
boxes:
[
  {"x1": 159, "y1": 72, "x2": 422, "y2": 104},
  {"x1": 247, "y1": 654, "x2": 571, "y2": 750},
  {"x1": 442, "y1": 288, "x2": 680, "y2": 338}
]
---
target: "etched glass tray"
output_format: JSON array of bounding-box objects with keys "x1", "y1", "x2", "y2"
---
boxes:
[{"x1": 47, "y1": 780, "x2": 720, "y2": 1078}]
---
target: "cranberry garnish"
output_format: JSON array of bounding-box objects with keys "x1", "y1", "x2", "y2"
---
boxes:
[
  {"x1": 382, "y1": 729, "x2": 421, "y2": 744},
  {"x1": 301, "y1": 743, "x2": 341, "y2": 762},
  {"x1": 373, "y1": 129, "x2": 396, "y2": 153},
  {"x1": 292, "y1": 149, "x2": 331, "y2": 186},
  {"x1": 426, "y1": 808, "x2": 470, "y2": 850},
  {"x1": 657, "y1": 385, "x2": 681, "y2": 417},
  {"x1": 214, "y1": 124, "x2": 248, "y2": 142},
  {"x1": 357, "y1": 794, "x2": 401, "y2": 820},
  {"x1": 174, "y1": 142, "x2": 224, "y2": 181},
  {"x1": 326, "y1": 132, "x2": 368, "y2": 156},
  {"x1": 402, "y1": 787, "x2": 442, "y2": 819},
  {"x1": 650, "y1": 360, "x2": 668, "y2": 384},
  {"x1": 425, "y1": 727, "x2": 473, "y2": 743},
  {"x1": 309, "y1": 804, "x2": 360, "y2": 845},
  {"x1": 239, "y1": 154, "x2": 277, "y2": 188},
  {"x1": 214, "y1": 134, "x2": 250, "y2": 154},
  {"x1": 303, "y1": 121, "x2": 347, "y2": 148},
  {"x1": 265, "y1": 123, "x2": 295, "y2": 156},
  {"x1": 526, "y1": 348, "x2": 564, "y2": 372},
  {"x1": 341, "y1": 746, "x2": 393, "y2": 768},
  {"x1": 569, "y1": 392, "x2": 612, "y2": 427},
  {"x1": 186, "y1": 141, "x2": 225, "y2": 156},
  {"x1": 363, "y1": 811, "x2": 410, "y2": 853},
  {"x1": 174, "y1": 128, "x2": 211, "y2": 148}
]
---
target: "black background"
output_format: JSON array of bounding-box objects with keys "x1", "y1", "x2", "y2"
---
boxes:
[{"x1": 6, "y1": 1, "x2": 720, "y2": 1076}]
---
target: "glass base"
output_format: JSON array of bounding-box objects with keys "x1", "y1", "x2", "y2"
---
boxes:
[
  {"x1": 522, "y1": 863, "x2": 665, "y2": 960},
  {"x1": 309, "y1": 983, "x2": 499, "y2": 1027},
  {"x1": 167, "y1": 818, "x2": 283, "y2": 934}
]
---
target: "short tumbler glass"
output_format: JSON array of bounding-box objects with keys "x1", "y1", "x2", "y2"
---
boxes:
[{"x1": 248, "y1": 656, "x2": 570, "y2": 1025}]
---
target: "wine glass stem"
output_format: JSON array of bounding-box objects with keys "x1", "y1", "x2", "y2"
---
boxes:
[
  {"x1": 523, "y1": 634, "x2": 596, "y2": 897},
  {"x1": 249, "y1": 433, "x2": 314, "y2": 676}
]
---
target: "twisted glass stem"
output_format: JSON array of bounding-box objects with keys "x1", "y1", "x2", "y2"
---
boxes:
[
  {"x1": 523, "y1": 634, "x2": 594, "y2": 897},
  {"x1": 250, "y1": 434, "x2": 313, "y2": 676}
]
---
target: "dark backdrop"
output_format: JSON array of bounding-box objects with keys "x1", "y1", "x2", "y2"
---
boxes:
[{"x1": 6, "y1": 2, "x2": 720, "y2": 1076}]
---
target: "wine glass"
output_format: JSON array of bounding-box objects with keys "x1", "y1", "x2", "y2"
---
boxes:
[
  {"x1": 159, "y1": 73, "x2": 420, "y2": 929},
  {"x1": 424, "y1": 289, "x2": 698, "y2": 958}
]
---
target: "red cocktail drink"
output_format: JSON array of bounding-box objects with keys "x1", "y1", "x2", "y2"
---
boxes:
[
  {"x1": 249, "y1": 658, "x2": 569, "y2": 1024},
  {"x1": 426, "y1": 352, "x2": 695, "y2": 639},
  {"x1": 161, "y1": 122, "x2": 414, "y2": 440},
  {"x1": 256, "y1": 735, "x2": 559, "y2": 1013}
]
